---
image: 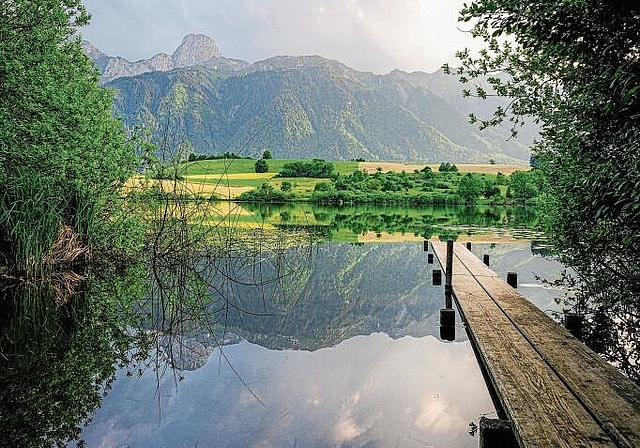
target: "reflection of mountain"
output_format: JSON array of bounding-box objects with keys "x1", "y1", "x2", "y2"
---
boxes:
[{"x1": 207, "y1": 243, "x2": 453, "y2": 350}]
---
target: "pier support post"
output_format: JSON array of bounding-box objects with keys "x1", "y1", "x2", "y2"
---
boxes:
[
  {"x1": 432, "y1": 269, "x2": 442, "y2": 285},
  {"x1": 466, "y1": 241, "x2": 472, "y2": 251},
  {"x1": 439, "y1": 319, "x2": 455, "y2": 341},
  {"x1": 445, "y1": 240, "x2": 454, "y2": 309},
  {"x1": 423, "y1": 240, "x2": 429, "y2": 252},
  {"x1": 427, "y1": 253, "x2": 434, "y2": 264},
  {"x1": 479, "y1": 417, "x2": 518, "y2": 448},
  {"x1": 507, "y1": 272, "x2": 518, "y2": 288},
  {"x1": 483, "y1": 254, "x2": 490, "y2": 266},
  {"x1": 564, "y1": 312, "x2": 584, "y2": 340}
]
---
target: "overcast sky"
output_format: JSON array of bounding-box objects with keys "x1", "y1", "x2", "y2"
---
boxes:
[{"x1": 81, "y1": 0, "x2": 480, "y2": 74}]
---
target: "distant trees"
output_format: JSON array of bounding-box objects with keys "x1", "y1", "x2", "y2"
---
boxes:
[
  {"x1": 438, "y1": 162, "x2": 459, "y2": 173},
  {"x1": 187, "y1": 151, "x2": 251, "y2": 162},
  {"x1": 278, "y1": 159, "x2": 335, "y2": 178},
  {"x1": 457, "y1": 174, "x2": 483, "y2": 205},
  {"x1": 262, "y1": 150, "x2": 272, "y2": 160},
  {"x1": 254, "y1": 159, "x2": 269, "y2": 173}
]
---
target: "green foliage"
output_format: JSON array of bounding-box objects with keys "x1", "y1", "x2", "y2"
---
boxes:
[
  {"x1": 457, "y1": 173, "x2": 483, "y2": 205},
  {"x1": 508, "y1": 170, "x2": 540, "y2": 205},
  {"x1": 278, "y1": 159, "x2": 335, "y2": 178},
  {"x1": 448, "y1": 0, "x2": 640, "y2": 312},
  {"x1": 0, "y1": 0, "x2": 136, "y2": 272},
  {"x1": 262, "y1": 149, "x2": 272, "y2": 160},
  {"x1": 280, "y1": 181, "x2": 293, "y2": 192},
  {"x1": 187, "y1": 151, "x2": 252, "y2": 162},
  {"x1": 254, "y1": 159, "x2": 269, "y2": 173},
  {"x1": 239, "y1": 183, "x2": 290, "y2": 203},
  {"x1": 438, "y1": 162, "x2": 459, "y2": 173}
]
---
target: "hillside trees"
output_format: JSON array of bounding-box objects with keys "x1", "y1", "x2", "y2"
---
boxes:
[
  {"x1": 0, "y1": 0, "x2": 136, "y2": 271},
  {"x1": 447, "y1": 2, "x2": 639, "y2": 311}
]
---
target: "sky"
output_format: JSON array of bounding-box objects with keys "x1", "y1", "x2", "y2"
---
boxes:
[{"x1": 81, "y1": 0, "x2": 481, "y2": 74}]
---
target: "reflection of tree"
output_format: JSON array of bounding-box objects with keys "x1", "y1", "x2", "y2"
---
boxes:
[{"x1": 0, "y1": 269, "x2": 149, "y2": 447}]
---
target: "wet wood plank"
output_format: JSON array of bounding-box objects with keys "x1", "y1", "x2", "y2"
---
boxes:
[{"x1": 430, "y1": 241, "x2": 640, "y2": 448}]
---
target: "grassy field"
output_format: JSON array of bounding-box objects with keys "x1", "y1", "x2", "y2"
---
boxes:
[
  {"x1": 159, "y1": 158, "x2": 532, "y2": 201},
  {"x1": 181, "y1": 159, "x2": 359, "y2": 176},
  {"x1": 359, "y1": 162, "x2": 529, "y2": 175}
]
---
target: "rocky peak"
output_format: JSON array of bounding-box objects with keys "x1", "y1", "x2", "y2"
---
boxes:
[
  {"x1": 81, "y1": 40, "x2": 106, "y2": 60},
  {"x1": 172, "y1": 34, "x2": 222, "y2": 68}
]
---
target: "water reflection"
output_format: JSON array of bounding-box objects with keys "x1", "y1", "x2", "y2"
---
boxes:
[
  {"x1": 81, "y1": 334, "x2": 491, "y2": 448},
  {"x1": 241, "y1": 203, "x2": 543, "y2": 241},
  {"x1": 2, "y1": 228, "x2": 636, "y2": 447}
]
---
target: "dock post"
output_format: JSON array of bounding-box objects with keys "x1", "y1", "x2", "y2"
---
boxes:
[
  {"x1": 427, "y1": 253, "x2": 434, "y2": 264},
  {"x1": 466, "y1": 241, "x2": 472, "y2": 250},
  {"x1": 439, "y1": 240, "x2": 456, "y2": 340},
  {"x1": 483, "y1": 254, "x2": 490, "y2": 266},
  {"x1": 479, "y1": 417, "x2": 518, "y2": 448},
  {"x1": 432, "y1": 269, "x2": 442, "y2": 285},
  {"x1": 445, "y1": 240, "x2": 454, "y2": 309},
  {"x1": 507, "y1": 272, "x2": 518, "y2": 288},
  {"x1": 423, "y1": 240, "x2": 429, "y2": 252},
  {"x1": 564, "y1": 312, "x2": 584, "y2": 340}
]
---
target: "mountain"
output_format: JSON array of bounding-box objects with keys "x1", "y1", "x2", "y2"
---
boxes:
[
  {"x1": 82, "y1": 34, "x2": 247, "y2": 83},
  {"x1": 86, "y1": 35, "x2": 532, "y2": 163}
]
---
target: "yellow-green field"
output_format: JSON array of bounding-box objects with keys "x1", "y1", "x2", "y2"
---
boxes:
[{"x1": 132, "y1": 159, "x2": 530, "y2": 201}]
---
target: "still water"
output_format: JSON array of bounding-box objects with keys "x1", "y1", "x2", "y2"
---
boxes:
[
  {"x1": 1, "y1": 203, "x2": 569, "y2": 447},
  {"x1": 74, "y1": 241, "x2": 564, "y2": 448}
]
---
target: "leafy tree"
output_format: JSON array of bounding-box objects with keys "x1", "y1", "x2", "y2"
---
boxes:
[
  {"x1": 447, "y1": 2, "x2": 640, "y2": 314},
  {"x1": 438, "y1": 162, "x2": 459, "y2": 173},
  {"x1": 262, "y1": 149, "x2": 272, "y2": 160},
  {"x1": 0, "y1": 0, "x2": 136, "y2": 271},
  {"x1": 508, "y1": 170, "x2": 539, "y2": 204},
  {"x1": 254, "y1": 159, "x2": 269, "y2": 173},
  {"x1": 457, "y1": 174, "x2": 483, "y2": 205}
]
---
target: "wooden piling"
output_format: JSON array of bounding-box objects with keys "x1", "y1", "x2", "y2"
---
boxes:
[
  {"x1": 506, "y1": 272, "x2": 517, "y2": 288},
  {"x1": 445, "y1": 240, "x2": 454, "y2": 309},
  {"x1": 440, "y1": 308, "x2": 455, "y2": 327},
  {"x1": 564, "y1": 313, "x2": 584, "y2": 340},
  {"x1": 479, "y1": 417, "x2": 518, "y2": 448},
  {"x1": 466, "y1": 241, "x2": 472, "y2": 250},
  {"x1": 439, "y1": 324, "x2": 455, "y2": 341},
  {"x1": 483, "y1": 254, "x2": 490, "y2": 266},
  {"x1": 427, "y1": 253, "x2": 434, "y2": 264},
  {"x1": 432, "y1": 269, "x2": 442, "y2": 285},
  {"x1": 423, "y1": 240, "x2": 429, "y2": 252}
]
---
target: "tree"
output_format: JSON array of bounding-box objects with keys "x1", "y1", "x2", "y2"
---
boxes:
[
  {"x1": 254, "y1": 159, "x2": 269, "y2": 173},
  {"x1": 262, "y1": 149, "x2": 272, "y2": 160},
  {"x1": 457, "y1": 174, "x2": 483, "y2": 206},
  {"x1": 0, "y1": 0, "x2": 136, "y2": 272},
  {"x1": 508, "y1": 170, "x2": 538, "y2": 205},
  {"x1": 447, "y1": 0, "x2": 640, "y2": 356}
]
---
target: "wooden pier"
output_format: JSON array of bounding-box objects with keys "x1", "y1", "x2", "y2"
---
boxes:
[{"x1": 430, "y1": 241, "x2": 640, "y2": 448}]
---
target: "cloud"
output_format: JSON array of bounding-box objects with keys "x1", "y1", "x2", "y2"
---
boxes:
[{"x1": 81, "y1": 0, "x2": 480, "y2": 73}]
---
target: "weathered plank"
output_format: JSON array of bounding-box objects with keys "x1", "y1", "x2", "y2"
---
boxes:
[{"x1": 431, "y1": 242, "x2": 640, "y2": 448}]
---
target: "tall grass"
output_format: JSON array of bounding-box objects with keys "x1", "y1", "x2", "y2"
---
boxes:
[{"x1": 0, "y1": 169, "x2": 64, "y2": 273}]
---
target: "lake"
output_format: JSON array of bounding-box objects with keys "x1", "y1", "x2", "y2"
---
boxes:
[{"x1": 0, "y1": 204, "x2": 567, "y2": 447}]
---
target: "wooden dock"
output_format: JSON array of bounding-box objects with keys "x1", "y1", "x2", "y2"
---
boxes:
[{"x1": 430, "y1": 241, "x2": 640, "y2": 448}]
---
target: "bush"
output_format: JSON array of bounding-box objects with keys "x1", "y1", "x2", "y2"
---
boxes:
[{"x1": 254, "y1": 159, "x2": 269, "y2": 173}]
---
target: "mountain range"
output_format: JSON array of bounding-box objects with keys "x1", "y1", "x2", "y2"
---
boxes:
[{"x1": 85, "y1": 34, "x2": 533, "y2": 163}]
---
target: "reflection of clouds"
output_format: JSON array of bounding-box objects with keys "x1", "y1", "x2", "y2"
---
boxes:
[
  {"x1": 333, "y1": 415, "x2": 363, "y2": 444},
  {"x1": 414, "y1": 395, "x2": 467, "y2": 433},
  {"x1": 82, "y1": 334, "x2": 493, "y2": 448}
]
